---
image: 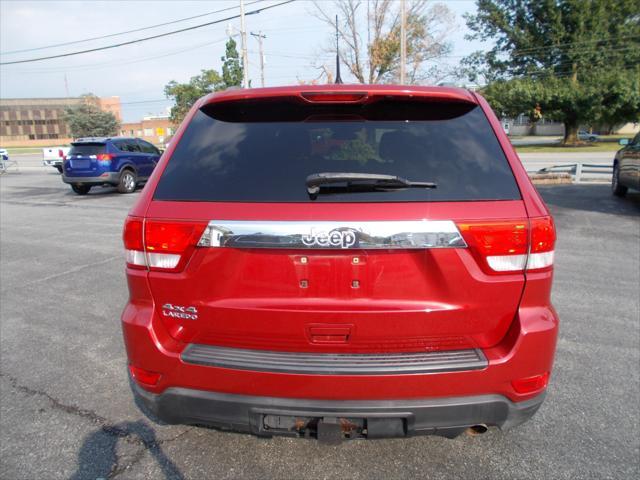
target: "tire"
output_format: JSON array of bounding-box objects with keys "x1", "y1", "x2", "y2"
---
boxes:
[
  {"x1": 612, "y1": 163, "x2": 627, "y2": 197},
  {"x1": 55, "y1": 165, "x2": 63, "y2": 173},
  {"x1": 71, "y1": 184, "x2": 91, "y2": 195},
  {"x1": 117, "y1": 169, "x2": 137, "y2": 194}
]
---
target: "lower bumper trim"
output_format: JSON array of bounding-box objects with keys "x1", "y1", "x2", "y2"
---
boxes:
[
  {"x1": 131, "y1": 381, "x2": 545, "y2": 440},
  {"x1": 62, "y1": 172, "x2": 119, "y2": 184}
]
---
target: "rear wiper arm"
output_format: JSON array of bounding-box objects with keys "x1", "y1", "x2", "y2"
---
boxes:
[{"x1": 306, "y1": 172, "x2": 437, "y2": 195}]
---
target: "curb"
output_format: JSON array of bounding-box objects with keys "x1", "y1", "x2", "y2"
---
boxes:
[{"x1": 528, "y1": 173, "x2": 573, "y2": 185}]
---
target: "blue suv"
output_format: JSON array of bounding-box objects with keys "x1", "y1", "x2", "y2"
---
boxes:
[{"x1": 62, "y1": 137, "x2": 161, "y2": 195}]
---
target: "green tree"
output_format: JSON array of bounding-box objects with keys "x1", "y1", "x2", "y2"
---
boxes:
[
  {"x1": 464, "y1": 0, "x2": 640, "y2": 144},
  {"x1": 164, "y1": 39, "x2": 245, "y2": 126},
  {"x1": 164, "y1": 69, "x2": 224, "y2": 125},
  {"x1": 63, "y1": 94, "x2": 119, "y2": 138},
  {"x1": 221, "y1": 37, "x2": 243, "y2": 88}
]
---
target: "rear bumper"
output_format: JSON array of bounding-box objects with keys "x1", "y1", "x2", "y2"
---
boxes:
[
  {"x1": 62, "y1": 172, "x2": 119, "y2": 185},
  {"x1": 43, "y1": 159, "x2": 62, "y2": 167},
  {"x1": 122, "y1": 269, "x2": 559, "y2": 439},
  {"x1": 131, "y1": 379, "x2": 545, "y2": 439}
]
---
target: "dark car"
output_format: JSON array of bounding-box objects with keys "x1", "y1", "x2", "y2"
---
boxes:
[
  {"x1": 612, "y1": 133, "x2": 640, "y2": 197},
  {"x1": 62, "y1": 137, "x2": 161, "y2": 195},
  {"x1": 121, "y1": 85, "x2": 558, "y2": 442}
]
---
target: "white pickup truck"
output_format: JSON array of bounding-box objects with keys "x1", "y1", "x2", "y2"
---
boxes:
[{"x1": 42, "y1": 146, "x2": 70, "y2": 173}]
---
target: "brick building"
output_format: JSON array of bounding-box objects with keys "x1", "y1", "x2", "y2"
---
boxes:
[
  {"x1": 0, "y1": 96, "x2": 121, "y2": 147},
  {"x1": 120, "y1": 114, "x2": 174, "y2": 146}
]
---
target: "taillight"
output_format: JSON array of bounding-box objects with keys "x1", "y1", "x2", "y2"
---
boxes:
[
  {"x1": 457, "y1": 216, "x2": 555, "y2": 274},
  {"x1": 123, "y1": 217, "x2": 145, "y2": 269},
  {"x1": 97, "y1": 153, "x2": 113, "y2": 164},
  {"x1": 122, "y1": 216, "x2": 207, "y2": 272},
  {"x1": 58, "y1": 149, "x2": 64, "y2": 157},
  {"x1": 527, "y1": 217, "x2": 555, "y2": 270},
  {"x1": 457, "y1": 220, "x2": 528, "y2": 273},
  {"x1": 144, "y1": 220, "x2": 207, "y2": 271}
]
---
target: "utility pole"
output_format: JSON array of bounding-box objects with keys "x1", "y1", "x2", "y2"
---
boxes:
[
  {"x1": 250, "y1": 31, "x2": 266, "y2": 87},
  {"x1": 64, "y1": 73, "x2": 70, "y2": 97},
  {"x1": 400, "y1": 0, "x2": 406, "y2": 84},
  {"x1": 239, "y1": 0, "x2": 249, "y2": 88},
  {"x1": 334, "y1": 14, "x2": 343, "y2": 84}
]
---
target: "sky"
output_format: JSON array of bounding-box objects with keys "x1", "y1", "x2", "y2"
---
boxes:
[{"x1": 0, "y1": 0, "x2": 485, "y2": 122}]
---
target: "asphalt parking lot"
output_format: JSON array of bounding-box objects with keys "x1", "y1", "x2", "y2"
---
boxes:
[{"x1": 1, "y1": 168, "x2": 638, "y2": 479}]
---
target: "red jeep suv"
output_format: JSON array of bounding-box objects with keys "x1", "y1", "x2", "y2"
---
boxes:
[{"x1": 122, "y1": 85, "x2": 558, "y2": 441}]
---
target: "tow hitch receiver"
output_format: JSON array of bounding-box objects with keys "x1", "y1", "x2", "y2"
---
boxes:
[
  {"x1": 317, "y1": 417, "x2": 343, "y2": 445},
  {"x1": 260, "y1": 414, "x2": 405, "y2": 442}
]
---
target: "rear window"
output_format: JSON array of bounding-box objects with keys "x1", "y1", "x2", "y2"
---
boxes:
[
  {"x1": 138, "y1": 140, "x2": 160, "y2": 154},
  {"x1": 69, "y1": 143, "x2": 106, "y2": 156},
  {"x1": 114, "y1": 140, "x2": 142, "y2": 152},
  {"x1": 154, "y1": 98, "x2": 521, "y2": 202}
]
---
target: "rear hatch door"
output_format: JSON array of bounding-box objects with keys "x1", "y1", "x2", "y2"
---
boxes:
[
  {"x1": 143, "y1": 94, "x2": 528, "y2": 353},
  {"x1": 66, "y1": 142, "x2": 106, "y2": 174}
]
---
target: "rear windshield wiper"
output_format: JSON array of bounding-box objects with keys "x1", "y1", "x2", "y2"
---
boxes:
[{"x1": 306, "y1": 172, "x2": 437, "y2": 196}]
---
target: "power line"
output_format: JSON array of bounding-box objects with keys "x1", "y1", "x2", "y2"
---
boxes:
[
  {"x1": 120, "y1": 99, "x2": 168, "y2": 105},
  {"x1": 250, "y1": 41, "x2": 636, "y2": 65},
  {"x1": 247, "y1": 50, "x2": 332, "y2": 60},
  {"x1": 258, "y1": 35, "x2": 639, "y2": 64},
  {"x1": 0, "y1": 0, "x2": 296, "y2": 66},
  {"x1": 494, "y1": 44, "x2": 640, "y2": 69},
  {"x1": 501, "y1": 63, "x2": 640, "y2": 81},
  {"x1": 501, "y1": 35, "x2": 640, "y2": 57},
  {"x1": 378, "y1": 38, "x2": 639, "y2": 62},
  {"x1": 0, "y1": 0, "x2": 265, "y2": 56},
  {"x1": 463, "y1": 35, "x2": 640, "y2": 66},
  {"x1": 4, "y1": 40, "x2": 331, "y2": 77},
  {"x1": 540, "y1": 64, "x2": 639, "y2": 76},
  {"x1": 4, "y1": 37, "x2": 229, "y2": 75}
]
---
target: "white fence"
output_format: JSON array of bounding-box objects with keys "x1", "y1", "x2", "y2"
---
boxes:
[{"x1": 531, "y1": 163, "x2": 613, "y2": 182}]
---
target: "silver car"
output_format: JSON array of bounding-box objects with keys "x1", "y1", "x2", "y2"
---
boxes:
[{"x1": 578, "y1": 130, "x2": 599, "y2": 142}]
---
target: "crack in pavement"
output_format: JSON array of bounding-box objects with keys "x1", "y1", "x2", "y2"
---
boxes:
[
  {"x1": 1, "y1": 371, "x2": 110, "y2": 426},
  {"x1": 6, "y1": 256, "x2": 121, "y2": 290},
  {"x1": 108, "y1": 429, "x2": 191, "y2": 479},
  {"x1": 1, "y1": 372, "x2": 190, "y2": 479},
  {"x1": 0, "y1": 199, "x2": 135, "y2": 211}
]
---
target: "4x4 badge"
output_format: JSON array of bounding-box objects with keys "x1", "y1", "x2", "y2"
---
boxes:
[{"x1": 162, "y1": 303, "x2": 198, "y2": 320}]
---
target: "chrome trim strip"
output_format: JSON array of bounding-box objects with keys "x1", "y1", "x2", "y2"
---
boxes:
[
  {"x1": 197, "y1": 220, "x2": 466, "y2": 249},
  {"x1": 182, "y1": 344, "x2": 487, "y2": 375}
]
